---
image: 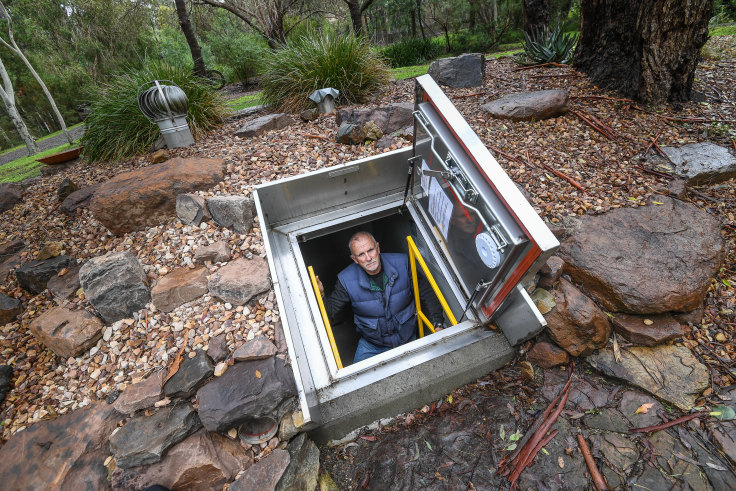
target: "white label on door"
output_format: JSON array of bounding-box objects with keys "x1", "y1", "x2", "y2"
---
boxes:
[{"x1": 428, "y1": 178, "x2": 452, "y2": 240}]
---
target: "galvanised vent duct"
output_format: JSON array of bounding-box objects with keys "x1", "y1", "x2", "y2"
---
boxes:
[{"x1": 137, "y1": 80, "x2": 194, "y2": 149}]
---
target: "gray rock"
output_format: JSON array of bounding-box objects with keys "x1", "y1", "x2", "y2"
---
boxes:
[
  {"x1": 15, "y1": 255, "x2": 75, "y2": 294},
  {"x1": 336, "y1": 121, "x2": 365, "y2": 145},
  {"x1": 233, "y1": 335, "x2": 278, "y2": 361},
  {"x1": 228, "y1": 104, "x2": 268, "y2": 120},
  {"x1": 235, "y1": 113, "x2": 293, "y2": 138},
  {"x1": 363, "y1": 121, "x2": 383, "y2": 141},
  {"x1": 559, "y1": 195, "x2": 725, "y2": 314},
  {"x1": 28, "y1": 306, "x2": 103, "y2": 358},
  {"x1": 0, "y1": 183, "x2": 22, "y2": 213},
  {"x1": 57, "y1": 178, "x2": 79, "y2": 202},
  {"x1": 207, "y1": 257, "x2": 270, "y2": 306},
  {"x1": 46, "y1": 261, "x2": 81, "y2": 302},
  {"x1": 482, "y1": 90, "x2": 569, "y2": 121},
  {"x1": 428, "y1": 53, "x2": 485, "y2": 88},
  {"x1": 229, "y1": 449, "x2": 290, "y2": 491},
  {"x1": 278, "y1": 411, "x2": 303, "y2": 442},
  {"x1": 206, "y1": 195, "x2": 255, "y2": 234},
  {"x1": 276, "y1": 433, "x2": 320, "y2": 491},
  {"x1": 661, "y1": 142, "x2": 736, "y2": 185},
  {"x1": 164, "y1": 350, "x2": 214, "y2": 399},
  {"x1": 0, "y1": 365, "x2": 11, "y2": 405},
  {"x1": 207, "y1": 333, "x2": 229, "y2": 363},
  {"x1": 611, "y1": 312, "x2": 684, "y2": 347},
  {"x1": 60, "y1": 183, "x2": 101, "y2": 215},
  {"x1": 599, "y1": 432, "x2": 638, "y2": 488},
  {"x1": 300, "y1": 108, "x2": 319, "y2": 122},
  {"x1": 618, "y1": 390, "x2": 664, "y2": 428},
  {"x1": 78, "y1": 251, "x2": 151, "y2": 324},
  {"x1": 711, "y1": 388, "x2": 736, "y2": 465},
  {"x1": 114, "y1": 369, "x2": 166, "y2": 415},
  {"x1": 109, "y1": 403, "x2": 201, "y2": 469},
  {"x1": 0, "y1": 239, "x2": 24, "y2": 279},
  {"x1": 588, "y1": 345, "x2": 709, "y2": 410},
  {"x1": 176, "y1": 193, "x2": 209, "y2": 226},
  {"x1": 151, "y1": 266, "x2": 209, "y2": 313},
  {"x1": 336, "y1": 103, "x2": 414, "y2": 135},
  {"x1": 542, "y1": 369, "x2": 609, "y2": 411},
  {"x1": 196, "y1": 357, "x2": 297, "y2": 432},
  {"x1": 194, "y1": 241, "x2": 230, "y2": 263},
  {"x1": 680, "y1": 430, "x2": 736, "y2": 490},
  {"x1": 584, "y1": 408, "x2": 630, "y2": 433},
  {"x1": 0, "y1": 293, "x2": 22, "y2": 325}
]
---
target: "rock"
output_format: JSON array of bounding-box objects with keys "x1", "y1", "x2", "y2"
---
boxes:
[
  {"x1": 274, "y1": 319, "x2": 288, "y2": 354},
  {"x1": 0, "y1": 182, "x2": 23, "y2": 213},
  {"x1": 0, "y1": 365, "x2": 12, "y2": 404},
  {"x1": 618, "y1": 390, "x2": 664, "y2": 428},
  {"x1": 207, "y1": 257, "x2": 270, "y2": 306},
  {"x1": 374, "y1": 135, "x2": 394, "y2": 151},
  {"x1": 336, "y1": 102, "x2": 414, "y2": 134},
  {"x1": 235, "y1": 113, "x2": 293, "y2": 138},
  {"x1": 57, "y1": 178, "x2": 78, "y2": 201},
  {"x1": 109, "y1": 403, "x2": 201, "y2": 469},
  {"x1": 164, "y1": 350, "x2": 214, "y2": 398},
  {"x1": 229, "y1": 449, "x2": 290, "y2": 491},
  {"x1": 587, "y1": 345, "x2": 709, "y2": 410},
  {"x1": 611, "y1": 312, "x2": 684, "y2": 347},
  {"x1": 196, "y1": 357, "x2": 297, "y2": 432},
  {"x1": 46, "y1": 261, "x2": 82, "y2": 302},
  {"x1": 363, "y1": 121, "x2": 383, "y2": 141},
  {"x1": 28, "y1": 306, "x2": 103, "y2": 358},
  {"x1": 482, "y1": 90, "x2": 569, "y2": 121},
  {"x1": 194, "y1": 241, "x2": 230, "y2": 263},
  {"x1": 206, "y1": 195, "x2": 255, "y2": 234},
  {"x1": 276, "y1": 433, "x2": 320, "y2": 491},
  {"x1": 0, "y1": 238, "x2": 24, "y2": 278},
  {"x1": 228, "y1": 104, "x2": 267, "y2": 120},
  {"x1": 111, "y1": 430, "x2": 252, "y2": 491},
  {"x1": 150, "y1": 148, "x2": 170, "y2": 164},
  {"x1": 667, "y1": 178, "x2": 688, "y2": 198},
  {"x1": 661, "y1": 142, "x2": 736, "y2": 185},
  {"x1": 542, "y1": 369, "x2": 609, "y2": 411},
  {"x1": 558, "y1": 195, "x2": 725, "y2": 314},
  {"x1": 233, "y1": 335, "x2": 279, "y2": 361},
  {"x1": 152, "y1": 266, "x2": 208, "y2": 313},
  {"x1": 585, "y1": 408, "x2": 631, "y2": 434},
  {"x1": 336, "y1": 121, "x2": 366, "y2": 145},
  {"x1": 176, "y1": 193, "x2": 210, "y2": 226},
  {"x1": 79, "y1": 251, "x2": 151, "y2": 324},
  {"x1": 673, "y1": 306, "x2": 704, "y2": 326},
  {"x1": 530, "y1": 288, "x2": 555, "y2": 314},
  {"x1": 207, "y1": 333, "x2": 229, "y2": 362},
  {"x1": 89, "y1": 157, "x2": 225, "y2": 235},
  {"x1": 544, "y1": 278, "x2": 611, "y2": 356},
  {"x1": 599, "y1": 433, "x2": 638, "y2": 475},
  {"x1": 681, "y1": 430, "x2": 736, "y2": 490},
  {"x1": 15, "y1": 255, "x2": 75, "y2": 294},
  {"x1": 0, "y1": 293, "x2": 22, "y2": 325},
  {"x1": 300, "y1": 108, "x2": 319, "y2": 122},
  {"x1": 0, "y1": 402, "x2": 122, "y2": 490},
  {"x1": 61, "y1": 183, "x2": 101, "y2": 215},
  {"x1": 279, "y1": 411, "x2": 303, "y2": 442},
  {"x1": 538, "y1": 255, "x2": 565, "y2": 288},
  {"x1": 36, "y1": 241, "x2": 62, "y2": 261},
  {"x1": 319, "y1": 471, "x2": 340, "y2": 491},
  {"x1": 427, "y1": 53, "x2": 485, "y2": 88},
  {"x1": 526, "y1": 341, "x2": 569, "y2": 368},
  {"x1": 114, "y1": 369, "x2": 166, "y2": 415}
]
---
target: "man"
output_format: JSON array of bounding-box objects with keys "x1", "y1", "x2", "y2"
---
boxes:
[{"x1": 317, "y1": 231, "x2": 445, "y2": 363}]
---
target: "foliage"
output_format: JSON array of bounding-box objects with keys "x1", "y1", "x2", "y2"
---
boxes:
[
  {"x1": 260, "y1": 28, "x2": 391, "y2": 112},
  {"x1": 520, "y1": 23, "x2": 578, "y2": 64},
  {"x1": 392, "y1": 63, "x2": 429, "y2": 80},
  {"x1": 711, "y1": 0, "x2": 736, "y2": 24},
  {"x1": 710, "y1": 24, "x2": 736, "y2": 36},
  {"x1": 380, "y1": 37, "x2": 444, "y2": 68},
  {"x1": 229, "y1": 93, "x2": 263, "y2": 110},
  {"x1": 209, "y1": 31, "x2": 270, "y2": 84},
  {"x1": 80, "y1": 60, "x2": 228, "y2": 162},
  {"x1": 0, "y1": 142, "x2": 79, "y2": 183}
]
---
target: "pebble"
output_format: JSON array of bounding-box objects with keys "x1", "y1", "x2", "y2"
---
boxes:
[
  {"x1": 154, "y1": 398, "x2": 171, "y2": 408},
  {"x1": 214, "y1": 361, "x2": 228, "y2": 376}
]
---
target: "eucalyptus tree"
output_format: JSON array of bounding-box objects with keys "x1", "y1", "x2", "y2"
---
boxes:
[{"x1": 0, "y1": 54, "x2": 37, "y2": 154}]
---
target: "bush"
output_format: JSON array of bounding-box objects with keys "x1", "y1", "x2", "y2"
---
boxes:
[
  {"x1": 520, "y1": 23, "x2": 578, "y2": 64},
  {"x1": 381, "y1": 37, "x2": 444, "y2": 68},
  {"x1": 260, "y1": 28, "x2": 391, "y2": 112},
  {"x1": 209, "y1": 32, "x2": 270, "y2": 85},
  {"x1": 81, "y1": 60, "x2": 228, "y2": 162}
]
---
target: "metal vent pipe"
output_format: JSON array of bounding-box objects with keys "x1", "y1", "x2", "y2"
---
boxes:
[{"x1": 137, "y1": 80, "x2": 194, "y2": 148}]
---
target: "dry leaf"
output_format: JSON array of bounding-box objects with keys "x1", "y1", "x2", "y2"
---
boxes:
[
  {"x1": 613, "y1": 333, "x2": 622, "y2": 363},
  {"x1": 360, "y1": 435, "x2": 377, "y2": 441},
  {"x1": 255, "y1": 370, "x2": 262, "y2": 378},
  {"x1": 558, "y1": 456, "x2": 565, "y2": 468},
  {"x1": 165, "y1": 331, "x2": 189, "y2": 383},
  {"x1": 635, "y1": 402, "x2": 655, "y2": 414}
]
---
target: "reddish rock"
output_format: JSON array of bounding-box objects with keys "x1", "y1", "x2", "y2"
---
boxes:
[
  {"x1": 114, "y1": 369, "x2": 166, "y2": 415},
  {"x1": 673, "y1": 306, "x2": 704, "y2": 326},
  {"x1": 89, "y1": 157, "x2": 225, "y2": 235},
  {"x1": 527, "y1": 341, "x2": 569, "y2": 368},
  {"x1": 208, "y1": 257, "x2": 270, "y2": 306},
  {"x1": 0, "y1": 182, "x2": 22, "y2": 213},
  {"x1": 111, "y1": 429, "x2": 252, "y2": 491},
  {"x1": 559, "y1": 195, "x2": 724, "y2": 314},
  {"x1": 0, "y1": 293, "x2": 22, "y2": 325},
  {"x1": 545, "y1": 278, "x2": 611, "y2": 357},
  {"x1": 150, "y1": 148, "x2": 169, "y2": 163},
  {"x1": 29, "y1": 306, "x2": 103, "y2": 358},
  {"x1": 540, "y1": 256, "x2": 565, "y2": 279},
  {"x1": 233, "y1": 336, "x2": 278, "y2": 361},
  {"x1": 0, "y1": 239, "x2": 23, "y2": 278},
  {"x1": 234, "y1": 113, "x2": 293, "y2": 138},
  {"x1": 194, "y1": 241, "x2": 230, "y2": 263},
  {"x1": 61, "y1": 183, "x2": 101, "y2": 215},
  {"x1": 151, "y1": 266, "x2": 209, "y2": 313},
  {"x1": 0, "y1": 402, "x2": 122, "y2": 490},
  {"x1": 46, "y1": 261, "x2": 82, "y2": 302},
  {"x1": 611, "y1": 312, "x2": 684, "y2": 347},
  {"x1": 229, "y1": 449, "x2": 289, "y2": 491}
]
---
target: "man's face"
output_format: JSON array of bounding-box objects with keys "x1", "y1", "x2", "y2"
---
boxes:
[{"x1": 350, "y1": 235, "x2": 381, "y2": 274}]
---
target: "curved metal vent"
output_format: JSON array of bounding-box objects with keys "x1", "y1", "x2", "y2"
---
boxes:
[{"x1": 137, "y1": 80, "x2": 193, "y2": 149}]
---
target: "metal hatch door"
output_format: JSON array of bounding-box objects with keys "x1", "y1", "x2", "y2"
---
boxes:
[{"x1": 410, "y1": 74, "x2": 559, "y2": 325}]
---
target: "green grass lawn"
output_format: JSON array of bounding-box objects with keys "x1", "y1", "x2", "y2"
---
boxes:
[
  {"x1": 0, "y1": 141, "x2": 80, "y2": 183},
  {"x1": 710, "y1": 24, "x2": 736, "y2": 37},
  {"x1": 228, "y1": 93, "x2": 263, "y2": 111},
  {"x1": 0, "y1": 122, "x2": 83, "y2": 157}
]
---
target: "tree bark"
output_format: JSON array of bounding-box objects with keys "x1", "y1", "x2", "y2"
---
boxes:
[
  {"x1": 0, "y1": 56, "x2": 37, "y2": 155},
  {"x1": 574, "y1": 0, "x2": 713, "y2": 104},
  {"x1": 522, "y1": 0, "x2": 549, "y2": 34},
  {"x1": 342, "y1": 0, "x2": 376, "y2": 35},
  {"x1": 174, "y1": 0, "x2": 206, "y2": 77}
]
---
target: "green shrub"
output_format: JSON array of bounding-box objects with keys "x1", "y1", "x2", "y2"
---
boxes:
[
  {"x1": 209, "y1": 32, "x2": 270, "y2": 85},
  {"x1": 81, "y1": 60, "x2": 228, "y2": 162},
  {"x1": 520, "y1": 23, "x2": 578, "y2": 64},
  {"x1": 381, "y1": 37, "x2": 444, "y2": 68},
  {"x1": 261, "y1": 28, "x2": 391, "y2": 112}
]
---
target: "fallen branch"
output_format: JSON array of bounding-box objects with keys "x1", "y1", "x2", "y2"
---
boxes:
[
  {"x1": 643, "y1": 131, "x2": 661, "y2": 157},
  {"x1": 570, "y1": 109, "x2": 617, "y2": 140},
  {"x1": 629, "y1": 411, "x2": 707, "y2": 434},
  {"x1": 635, "y1": 165, "x2": 674, "y2": 179},
  {"x1": 577, "y1": 433, "x2": 610, "y2": 491},
  {"x1": 512, "y1": 62, "x2": 571, "y2": 72},
  {"x1": 298, "y1": 132, "x2": 329, "y2": 141},
  {"x1": 570, "y1": 95, "x2": 636, "y2": 104},
  {"x1": 530, "y1": 73, "x2": 574, "y2": 79}
]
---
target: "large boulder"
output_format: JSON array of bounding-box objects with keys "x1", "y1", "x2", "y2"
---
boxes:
[
  {"x1": 196, "y1": 357, "x2": 296, "y2": 432},
  {"x1": 79, "y1": 251, "x2": 151, "y2": 324},
  {"x1": 558, "y1": 195, "x2": 725, "y2": 314},
  {"x1": 89, "y1": 157, "x2": 225, "y2": 235},
  {"x1": 482, "y1": 90, "x2": 569, "y2": 121},
  {"x1": 336, "y1": 102, "x2": 414, "y2": 135},
  {"x1": 427, "y1": 53, "x2": 485, "y2": 88},
  {"x1": 15, "y1": 255, "x2": 75, "y2": 294},
  {"x1": 28, "y1": 306, "x2": 103, "y2": 358},
  {"x1": 0, "y1": 402, "x2": 122, "y2": 490},
  {"x1": 111, "y1": 430, "x2": 253, "y2": 491},
  {"x1": 207, "y1": 257, "x2": 270, "y2": 306},
  {"x1": 544, "y1": 279, "x2": 611, "y2": 357},
  {"x1": 151, "y1": 266, "x2": 209, "y2": 313},
  {"x1": 0, "y1": 182, "x2": 23, "y2": 213},
  {"x1": 0, "y1": 293, "x2": 22, "y2": 325},
  {"x1": 661, "y1": 142, "x2": 736, "y2": 185},
  {"x1": 234, "y1": 113, "x2": 293, "y2": 138}
]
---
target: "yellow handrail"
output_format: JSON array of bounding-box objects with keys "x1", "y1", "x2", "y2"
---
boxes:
[
  {"x1": 308, "y1": 266, "x2": 343, "y2": 369},
  {"x1": 407, "y1": 235, "x2": 458, "y2": 338}
]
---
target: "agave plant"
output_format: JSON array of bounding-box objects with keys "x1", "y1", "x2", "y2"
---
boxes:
[{"x1": 522, "y1": 23, "x2": 579, "y2": 65}]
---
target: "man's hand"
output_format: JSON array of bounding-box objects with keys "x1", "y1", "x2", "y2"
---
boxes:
[{"x1": 315, "y1": 275, "x2": 325, "y2": 296}]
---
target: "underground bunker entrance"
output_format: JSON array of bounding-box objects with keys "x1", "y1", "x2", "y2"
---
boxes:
[{"x1": 298, "y1": 207, "x2": 450, "y2": 367}]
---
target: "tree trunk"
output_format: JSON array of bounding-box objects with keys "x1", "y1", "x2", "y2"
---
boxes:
[
  {"x1": 346, "y1": 0, "x2": 363, "y2": 33},
  {"x1": 415, "y1": 0, "x2": 426, "y2": 39},
  {"x1": 522, "y1": 0, "x2": 549, "y2": 34},
  {"x1": 175, "y1": 0, "x2": 206, "y2": 77},
  {"x1": 574, "y1": 0, "x2": 713, "y2": 104},
  {"x1": 0, "y1": 57, "x2": 37, "y2": 155}
]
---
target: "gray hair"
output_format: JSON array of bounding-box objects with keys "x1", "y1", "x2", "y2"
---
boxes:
[{"x1": 348, "y1": 231, "x2": 376, "y2": 255}]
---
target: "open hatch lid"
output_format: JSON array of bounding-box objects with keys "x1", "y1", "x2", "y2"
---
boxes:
[{"x1": 411, "y1": 75, "x2": 559, "y2": 322}]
